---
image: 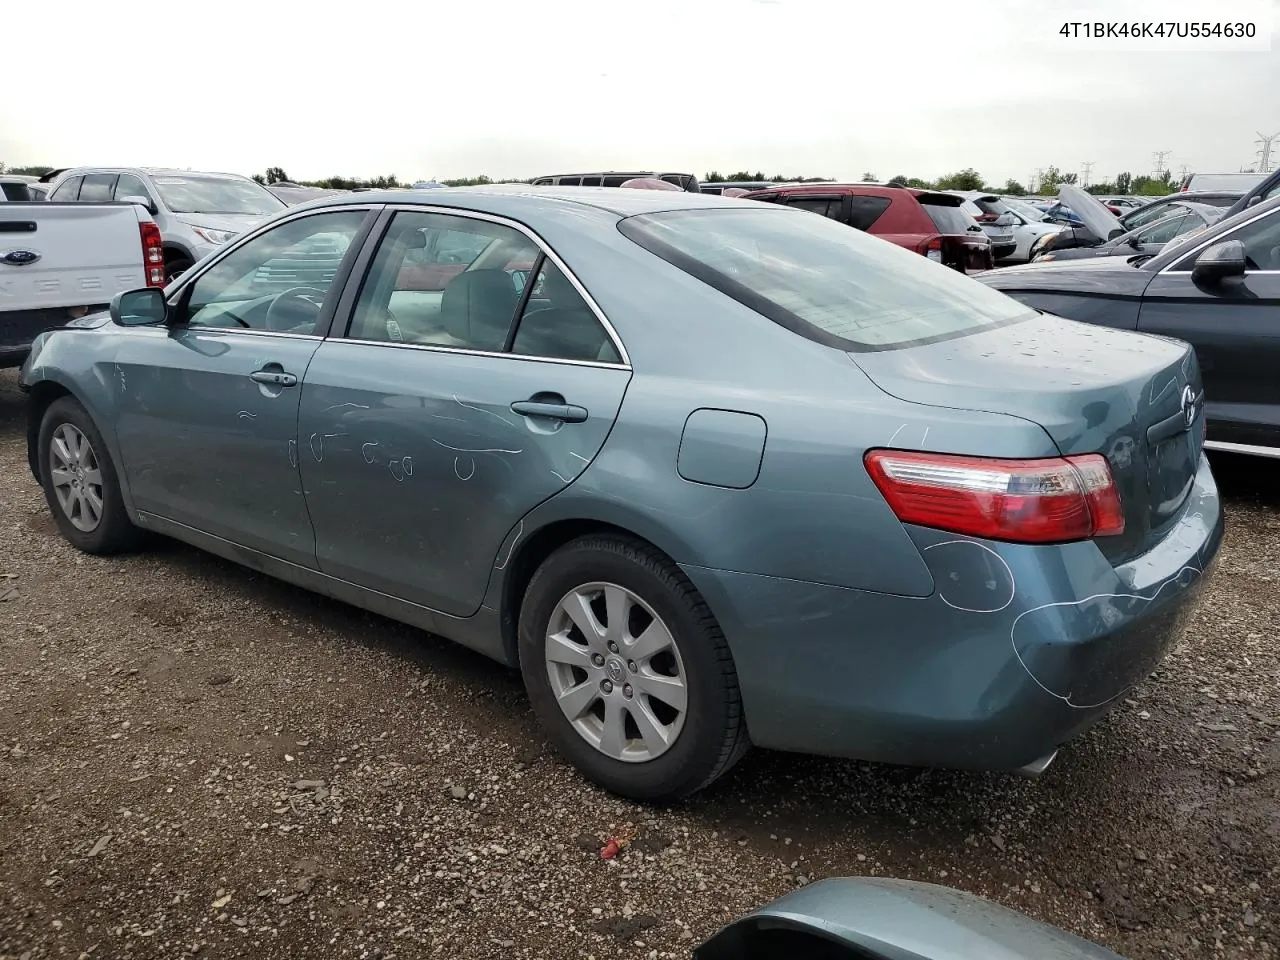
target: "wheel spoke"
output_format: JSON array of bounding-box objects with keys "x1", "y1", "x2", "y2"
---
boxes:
[
  {"x1": 546, "y1": 631, "x2": 592, "y2": 670},
  {"x1": 627, "y1": 700, "x2": 671, "y2": 756},
  {"x1": 603, "y1": 584, "x2": 628, "y2": 641},
  {"x1": 83, "y1": 467, "x2": 103, "y2": 487},
  {"x1": 598, "y1": 699, "x2": 627, "y2": 758},
  {"x1": 626, "y1": 618, "x2": 675, "y2": 662},
  {"x1": 52, "y1": 434, "x2": 73, "y2": 467},
  {"x1": 562, "y1": 591, "x2": 604, "y2": 645},
  {"x1": 82, "y1": 487, "x2": 104, "y2": 524},
  {"x1": 635, "y1": 670, "x2": 687, "y2": 714},
  {"x1": 49, "y1": 467, "x2": 75, "y2": 489},
  {"x1": 556, "y1": 679, "x2": 599, "y2": 721}
]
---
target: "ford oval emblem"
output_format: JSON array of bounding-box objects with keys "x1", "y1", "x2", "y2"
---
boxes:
[{"x1": 0, "y1": 249, "x2": 41, "y2": 266}]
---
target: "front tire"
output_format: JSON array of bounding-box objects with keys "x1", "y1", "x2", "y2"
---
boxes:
[
  {"x1": 165, "y1": 257, "x2": 194, "y2": 284},
  {"x1": 39, "y1": 397, "x2": 141, "y2": 555},
  {"x1": 518, "y1": 535, "x2": 748, "y2": 801}
]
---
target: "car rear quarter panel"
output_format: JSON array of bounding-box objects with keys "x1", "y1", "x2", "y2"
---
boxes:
[{"x1": 483, "y1": 209, "x2": 1066, "y2": 603}]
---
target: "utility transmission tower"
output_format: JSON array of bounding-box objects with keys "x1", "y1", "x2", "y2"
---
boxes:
[
  {"x1": 1178, "y1": 164, "x2": 1190, "y2": 184},
  {"x1": 1152, "y1": 151, "x2": 1171, "y2": 179},
  {"x1": 1081, "y1": 161, "x2": 1094, "y2": 188},
  {"x1": 1256, "y1": 132, "x2": 1280, "y2": 174}
]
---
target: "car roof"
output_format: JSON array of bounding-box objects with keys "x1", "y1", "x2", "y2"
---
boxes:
[
  {"x1": 53, "y1": 166, "x2": 252, "y2": 181},
  {"x1": 302, "y1": 184, "x2": 752, "y2": 218}
]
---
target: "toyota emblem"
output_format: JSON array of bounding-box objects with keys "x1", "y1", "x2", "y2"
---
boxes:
[{"x1": 1180, "y1": 384, "x2": 1197, "y2": 429}]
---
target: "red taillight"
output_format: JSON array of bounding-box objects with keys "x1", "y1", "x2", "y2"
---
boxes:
[
  {"x1": 919, "y1": 236, "x2": 944, "y2": 263},
  {"x1": 864, "y1": 450, "x2": 1125, "y2": 544},
  {"x1": 139, "y1": 221, "x2": 165, "y2": 288}
]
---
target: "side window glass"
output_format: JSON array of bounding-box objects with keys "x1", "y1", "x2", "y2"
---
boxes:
[
  {"x1": 1125, "y1": 203, "x2": 1171, "y2": 229},
  {"x1": 180, "y1": 211, "x2": 366, "y2": 333},
  {"x1": 78, "y1": 173, "x2": 118, "y2": 202},
  {"x1": 511, "y1": 260, "x2": 621, "y2": 364},
  {"x1": 1138, "y1": 214, "x2": 1190, "y2": 245},
  {"x1": 348, "y1": 211, "x2": 538, "y2": 350},
  {"x1": 114, "y1": 174, "x2": 150, "y2": 202},
  {"x1": 51, "y1": 176, "x2": 83, "y2": 201},
  {"x1": 1229, "y1": 212, "x2": 1280, "y2": 270},
  {"x1": 789, "y1": 197, "x2": 833, "y2": 217},
  {"x1": 847, "y1": 196, "x2": 891, "y2": 230}
]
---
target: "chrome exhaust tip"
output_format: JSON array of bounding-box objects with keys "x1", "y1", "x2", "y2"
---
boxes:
[{"x1": 1013, "y1": 750, "x2": 1058, "y2": 779}]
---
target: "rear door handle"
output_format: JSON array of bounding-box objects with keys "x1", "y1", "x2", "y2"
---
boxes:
[
  {"x1": 511, "y1": 400, "x2": 588, "y2": 423},
  {"x1": 250, "y1": 370, "x2": 298, "y2": 387}
]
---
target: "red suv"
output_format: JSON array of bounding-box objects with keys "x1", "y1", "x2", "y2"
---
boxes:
[{"x1": 742, "y1": 183, "x2": 994, "y2": 272}]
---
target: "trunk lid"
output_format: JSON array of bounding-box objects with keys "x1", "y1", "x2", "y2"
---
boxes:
[{"x1": 851, "y1": 313, "x2": 1204, "y2": 562}]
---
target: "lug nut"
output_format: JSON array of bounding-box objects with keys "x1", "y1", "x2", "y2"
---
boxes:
[
  {"x1": 623, "y1": 684, "x2": 633, "y2": 698},
  {"x1": 601, "y1": 680, "x2": 613, "y2": 694},
  {"x1": 627, "y1": 660, "x2": 637, "y2": 673},
  {"x1": 592, "y1": 653, "x2": 605, "y2": 667},
  {"x1": 608, "y1": 642, "x2": 619, "y2": 653}
]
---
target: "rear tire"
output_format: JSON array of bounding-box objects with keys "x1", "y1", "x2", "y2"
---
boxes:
[
  {"x1": 518, "y1": 534, "x2": 748, "y2": 801},
  {"x1": 38, "y1": 397, "x2": 142, "y2": 555}
]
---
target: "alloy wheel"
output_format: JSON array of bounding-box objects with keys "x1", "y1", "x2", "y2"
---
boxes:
[
  {"x1": 544, "y1": 582, "x2": 688, "y2": 763},
  {"x1": 49, "y1": 423, "x2": 104, "y2": 533}
]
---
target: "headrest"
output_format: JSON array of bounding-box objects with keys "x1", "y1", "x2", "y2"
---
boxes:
[{"x1": 439, "y1": 269, "x2": 518, "y2": 351}]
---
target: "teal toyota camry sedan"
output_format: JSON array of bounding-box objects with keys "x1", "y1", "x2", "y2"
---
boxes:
[{"x1": 19, "y1": 186, "x2": 1222, "y2": 800}]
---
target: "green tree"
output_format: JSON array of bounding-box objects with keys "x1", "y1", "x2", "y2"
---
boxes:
[
  {"x1": 887, "y1": 174, "x2": 909, "y2": 187},
  {"x1": 1001, "y1": 178, "x2": 1027, "y2": 195},
  {"x1": 1061, "y1": 172, "x2": 1078, "y2": 186},
  {"x1": 263, "y1": 166, "x2": 290, "y2": 184},
  {"x1": 934, "y1": 168, "x2": 984, "y2": 191},
  {"x1": 905, "y1": 177, "x2": 932, "y2": 189},
  {"x1": 1114, "y1": 171, "x2": 1132, "y2": 193},
  {"x1": 704, "y1": 171, "x2": 725, "y2": 182},
  {"x1": 1036, "y1": 165, "x2": 1063, "y2": 195},
  {"x1": 861, "y1": 171, "x2": 877, "y2": 182},
  {"x1": 8, "y1": 164, "x2": 53, "y2": 177}
]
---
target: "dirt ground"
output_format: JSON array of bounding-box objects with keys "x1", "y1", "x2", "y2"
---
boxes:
[{"x1": 0, "y1": 366, "x2": 1276, "y2": 960}]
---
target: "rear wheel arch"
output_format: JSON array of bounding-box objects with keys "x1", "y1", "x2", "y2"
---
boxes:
[{"x1": 499, "y1": 518, "x2": 709, "y2": 669}]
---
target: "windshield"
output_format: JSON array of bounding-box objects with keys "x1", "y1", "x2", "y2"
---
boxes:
[
  {"x1": 153, "y1": 175, "x2": 286, "y2": 216},
  {"x1": 618, "y1": 207, "x2": 1033, "y2": 351}
]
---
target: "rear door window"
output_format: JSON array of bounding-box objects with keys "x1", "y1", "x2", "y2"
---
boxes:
[
  {"x1": 78, "y1": 173, "x2": 118, "y2": 202},
  {"x1": 787, "y1": 197, "x2": 843, "y2": 220},
  {"x1": 113, "y1": 173, "x2": 151, "y2": 203}
]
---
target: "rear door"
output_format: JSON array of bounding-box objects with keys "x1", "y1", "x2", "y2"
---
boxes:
[
  {"x1": 1136, "y1": 207, "x2": 1280, "y2": 451},
  {"x1": 297, "y1": 207, "x2": 633, "y2": 617}
]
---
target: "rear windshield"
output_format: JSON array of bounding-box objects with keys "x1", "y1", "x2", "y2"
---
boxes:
[
  {"x1": 1, "y1": 182, "x2": 32, "y2": 201},
  {"x1": 919, "y1": 200, "x2": 979, "y2": 235},
  {"x1": 617, "y1": 207, "x2": 1033, "y2": 351},
  {"x1": 971, "y1": 196, "x2": 1009, "y2": 217}
]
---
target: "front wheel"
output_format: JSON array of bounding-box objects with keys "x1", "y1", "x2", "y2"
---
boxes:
[
  {"x1": 165, "y1": 258, "x2": 194, "y2": 284},
  {"x1": 518, "y1": 535, "x2": 748, "y2": 801},
  {"x1": 39, "y1": 397, "x2": 142, "y2": 555}
]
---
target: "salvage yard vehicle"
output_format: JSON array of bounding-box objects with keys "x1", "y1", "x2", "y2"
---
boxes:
[
  {"x1": 20, "y1": 186, "x2": 1222, "y2": 800},
  {"x1": 530, "y1": 171, "x2": 701, "y2": 192},
  {"x1": 979, "y1": 194, "x2": 1280, "y2": 459},
  {"x1": 1, "y1": 200, "x2": 163, "y2": 368},
  {"x1": 40, "y1": 166, "x2": 286, "y2": 282},
  {"x1": 1032, "y1": 202, "x2": 1224, "y2": 262},
  {"x1": 743, "y1": 182, "x2": 995, "y2": 272}
]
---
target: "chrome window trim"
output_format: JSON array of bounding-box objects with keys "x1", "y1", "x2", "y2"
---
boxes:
[
  {"x1": 335, "y1": 336, "x2": 630, "y2": 371},
  {"x1": 1157, "y1": 204, "x2": 1280, "y2": 274},
  {"x1": 379, "y1": 202, "x2": 632, "y2": 368}
]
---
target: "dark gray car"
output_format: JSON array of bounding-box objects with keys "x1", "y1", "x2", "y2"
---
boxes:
[
  {"x1": 979, "y1": 194, "x2": 1280, "y2": 458},
  {"x1": 19, "y1": 187, "x2": 1222, "y2": 800}
]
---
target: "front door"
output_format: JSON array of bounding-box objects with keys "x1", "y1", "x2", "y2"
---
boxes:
[
  {"x1": 1137, "y1": 208, "x2": 1280, "y2": 450},
  {"x1": 297, "y1": 208, "x2": 632, "y2": 616},
  {"x1": 112, "y1": 208, "x2": 373, "y2": 565}
]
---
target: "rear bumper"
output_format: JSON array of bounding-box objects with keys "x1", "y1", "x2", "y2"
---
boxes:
[{"x1": 681, "y1": 454, "x2": 1223, "y2": 771}]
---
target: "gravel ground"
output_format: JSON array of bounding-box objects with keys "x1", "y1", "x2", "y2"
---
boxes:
[{"x1": 0, "y1": 366, "x2": 1277, "y2": 960}]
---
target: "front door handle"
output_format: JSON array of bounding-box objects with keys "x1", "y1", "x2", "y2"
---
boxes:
[
  {"x1": 511, "y1": 400, "x2": 589, "y2": 423},
  {"x1": 250, "y1": 369, "x2": 298, "y2": 387}
]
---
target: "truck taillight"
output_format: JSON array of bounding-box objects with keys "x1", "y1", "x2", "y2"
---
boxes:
[
  {"x1": 864, "y1": 450, "x2": 1125, "y2": 544},
  {"x1": 139, "y1": 221, "x2": 165, "y2": 287}
]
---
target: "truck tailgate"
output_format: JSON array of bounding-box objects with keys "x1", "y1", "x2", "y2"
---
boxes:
[{"x1": 1, "y1": 203, "x2": 147, "y2": 313}]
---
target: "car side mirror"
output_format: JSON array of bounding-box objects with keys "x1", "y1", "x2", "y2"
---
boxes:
[
  {"x1": 110, "y1": 287, "x2": 168, "y2": 326},
  {"x1": 119, "y1": 194, "x2": 157, "y2": 215},
  {"x1": 1191, "y1": 240, "x2": 1247, "y2": 285}
]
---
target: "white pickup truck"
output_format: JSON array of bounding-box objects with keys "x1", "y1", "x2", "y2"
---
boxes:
[{"x1": 0, "y1": 201, "x2": 164, "y2": 367}]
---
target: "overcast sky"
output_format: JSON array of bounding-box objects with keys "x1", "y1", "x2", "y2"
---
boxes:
[{"x1": 3, "y1": 0, "x2": 1276, "y2": 186}]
